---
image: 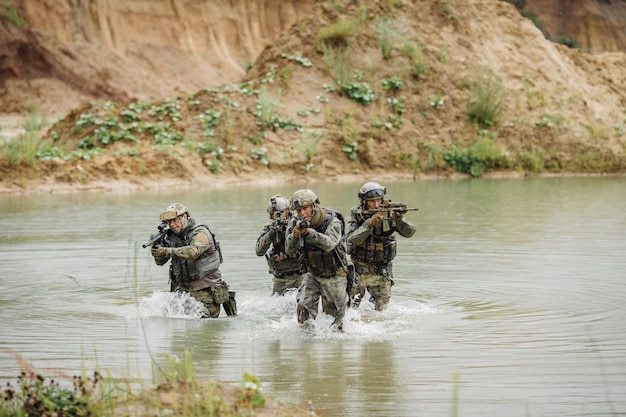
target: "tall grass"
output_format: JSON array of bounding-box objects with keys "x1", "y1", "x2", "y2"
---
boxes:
[
  {"x1": 466, "y1": 67, "x2": 504, "y2": 128},
  {"x1": 0, "y1": 109, "x2": 49, "y2": 165}
]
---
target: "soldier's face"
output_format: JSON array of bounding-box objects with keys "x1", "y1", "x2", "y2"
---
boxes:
[
  {"x1": 296, "y1": 205, "x2": 313, "y2": 221},
  {"x1": 166, "y1": 214, "x2": 186, "y2": 234},
  {"x1": 366, "y1": 198, "x2": 382, "y2": 209}
]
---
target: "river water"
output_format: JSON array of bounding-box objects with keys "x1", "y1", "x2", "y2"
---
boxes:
[{"x1": 1, "y1": 177, "x2": 625, "y2": 417}]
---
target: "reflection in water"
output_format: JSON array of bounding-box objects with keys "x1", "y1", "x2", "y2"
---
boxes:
[{"x1": 1, "y1": 177, "x2": 625, "y2": 416}]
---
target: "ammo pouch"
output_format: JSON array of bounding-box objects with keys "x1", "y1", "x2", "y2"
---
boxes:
[
  {"x1": 306, "y1": 250, "x2": 338, "y2": 278},
  {"x1": 266, "y1": 252, "x2": 301, "y2": 277},
  {"x1": 354, "y1": 240, "x2": 397, "y2": 264},
  {"x1": 211, "y1": 282, "x2": 230, "y2": 304}
]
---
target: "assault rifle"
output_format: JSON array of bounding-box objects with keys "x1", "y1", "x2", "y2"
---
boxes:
[
  {"x1": 270, "y1": 212, "x2": 288, "y2": 244},
  {"x1": 296, "y1": 216, "x2": 309, "y2": 248},
  {"x1": 142, "y1": 221, "x2": 170, "y2": 248},
  {"x1": 358, "y1": 200, "x2": 419, "y2": 232}
]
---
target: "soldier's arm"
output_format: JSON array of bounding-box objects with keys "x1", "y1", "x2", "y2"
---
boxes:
[
  {"x1": 285, "y1": 218, "x2": 299, "y2": 255},
  {"x1": 255, "y1": 223, "x2": 273, "y2": 256},
  {"x1": 395, "y1": 217, "x2": 417, "y2": 238},
  {"x1": 346, "y1": 208, "x2": 372, "y2": 246},
  {"x1": 303, "y1": 216, "x2": 343, "y2": 252},
  {"x1": 170, "y1": 228, "x2": 211, "y2": 259}
]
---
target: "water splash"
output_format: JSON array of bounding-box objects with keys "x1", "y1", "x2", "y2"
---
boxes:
[{"x1": 138, "y1": 291, "x2": 207, "y2": 319}]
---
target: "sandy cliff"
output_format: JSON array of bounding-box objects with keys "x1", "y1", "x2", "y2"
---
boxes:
[{"x1": 1, "y1": 0, "x2": 315, "y2": 116}]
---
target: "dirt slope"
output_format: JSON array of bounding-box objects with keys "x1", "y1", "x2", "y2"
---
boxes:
[
  {"x1": 1, "y1": 0, "x2": 316, "y2": 117},
  {"x1": 1, "y1": 0, "x2": 625, "y2": 194}
]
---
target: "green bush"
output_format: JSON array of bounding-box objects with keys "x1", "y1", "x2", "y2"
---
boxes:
[{"x1": 443, "y1": 139, "x2": 508, "y2": 177}]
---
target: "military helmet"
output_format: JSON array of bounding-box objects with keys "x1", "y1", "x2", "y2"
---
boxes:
[
  {"x1": 358, "y1": 182, "x2": 386, "y2": 200},
  {"x1": 289, "y1": 189, "x2": 319, "y2": 210},
  {"x1": 266, "y1": 194, "x2": 290, "y2": 214},
  {"x1": 159, "y1": 202, "x2": 188, "y2": 221}
]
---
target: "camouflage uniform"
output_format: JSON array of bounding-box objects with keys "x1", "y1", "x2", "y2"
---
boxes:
[
  {"x1": 346, "y1": 185, "x2": 417, "y2": 310},
  {"x1": 256, "y1": 220, "x2": 303, "y2": 295},
  {"x1": 153, "y1": 206, "x2": 235, "y2": 318},
  {"x1": 285, "y1": 201, "x2": 349, "y2": 330}
]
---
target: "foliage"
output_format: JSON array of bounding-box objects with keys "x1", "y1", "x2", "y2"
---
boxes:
[
  {"x1": 250, "y1": 147, "x2": 270, "y2": 166},
  {"x1": 341, "y1": 141, "x2": 358, "y2": 160},
  {"x1": 2, "y1": 3, "x2": 27, "y2": 28},
  {"x1": 0, "y1": 372, "x2": 103, "y2": 417},
  {"x1": 443, "y1": 139, "x2": 509, "y2": 177},
  {"x1": 557, "y1": 34, "x2": 580, "y2": 49},
  {"x1": 0, "y1": 109, "x2": 49, "y2": 166},
  {"x1": 466, "y1": 68, "x2": 504, "y2": 127},
  {"x1": 373, "y1": 18, "x2": 406, "y2": 60},
  {"x1": 317, "y1": 16, "x2": 362, "y2": 48}
]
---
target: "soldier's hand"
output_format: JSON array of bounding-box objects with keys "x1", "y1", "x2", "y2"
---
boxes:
[
  {"x1": 151, "y1": 246, "x2": 170, "y2": 258},
  {"x1": 390, "y1": 210, "x2": 403, "y2": 222},
  {"x1": 369, "y1": 213, "x2": 383, "y2": 227}
]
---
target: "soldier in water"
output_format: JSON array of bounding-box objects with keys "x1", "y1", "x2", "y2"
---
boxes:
[
  {"x1": 151, "y1": 202, "x2": 237, "y2": 317},
  {"x1": 285, "y1": 189, "x2": 349, "y2": 331},
  {"x1": 256, "y1": 194, "x2": 303, "y2": 295},
  {"x1": 346, "y1": 182, "x2": 416, "y2": 310}
]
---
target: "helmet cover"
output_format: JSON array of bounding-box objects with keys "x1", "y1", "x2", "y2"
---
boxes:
[
  {"x1": 289, "y1": 189, "x2": 319, "y2": 210},
  {"x1": 358, "y1": 182, "x2": 386, "y2": 200},
  {"x1": 266, "y1": 194, "x2": 290, "y2": 214},
  {"x1": 159, "y1": 202, "x2": 188, "y2": 221}
]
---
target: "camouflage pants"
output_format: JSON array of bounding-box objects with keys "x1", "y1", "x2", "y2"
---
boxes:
[
  {"x1": 272, "y1": 273, "x2": 303, "y2": 296},
  {"x1": 351, "y1": 272, "x2": 392, "y2": 311},
  {"x1": 296, "y1": 271, "x2": 348, "y2": 329},
  {"x1": 175, "y1": 287, "x2": 220, "y2": 318}
]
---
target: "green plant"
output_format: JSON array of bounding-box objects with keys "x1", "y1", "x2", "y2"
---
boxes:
[
  {"x1": 254, "y1": 86, "x2": 280, "y2": 127},
  {"x1": 436, "y1": 44, "x2": 448, "y2": 63},
  {"x1": 382, "y1": 76, "x2": 402, "y2": 91},
  {"x1": 205, "y1": 158, "x2": 221, "y2": 173},
  {"x1": 338, "y1": 72, "x2": 375, "y2": 105},
  {"x1": 2, "y1": 3, "x2": 27, "y2": 28},
  {"x1": 373, "y1": 18, "x2": 406, "y2": 60},
  {"x1": 280, "y1": 53, "x2": 312, "y2": 67},
  {"x1": 521, "y1": 8, "x2": 549, "y2": 39},
  {"x1": 557, "y1": 34, "x2": 580, "y2": 49},
  {"x1": 341, "y1": 141, "x2": 358, "y2": 160},
  {"x1": 388, "y1": 97, "x2": 405, "y2": 115},
  {"x1": 320, "y1": 43, "x2": 352, "y2": 87},
  {"x1": 250, "y1": 147, "x2": 269, "y2": 166},
  {"x1": 317, "y1": 17, "x2": 362, "y2": 48},
  {"x1": 0, "y1": 372, "x2": 102, "y2": 417},
  {"x1": 443, "y1": 139, "x2": 509, "y2": 177},
  {"x1": 466, "y1": 67, "x2": 504, "y2": 127},
  {"x1": 299, "y1": 130, "x2": 324, "y2": 163},
  {"x1": 430, "y1": 96, "x2": 444, "y2": 110}
]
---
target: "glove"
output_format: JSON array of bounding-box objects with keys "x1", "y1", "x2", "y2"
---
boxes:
[
  {"x1": 390, "y1": 210, "x2": 403, "y2": 222},
  {"x1": 151, "y1": 246, "x2": 170, "y2": 258},
  {"x1": 369, "y1": 213, "x2": 383, "y2": 227}
]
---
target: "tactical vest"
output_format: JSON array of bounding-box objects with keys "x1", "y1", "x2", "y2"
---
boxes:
[
  {"x1": 301, "y1": 209, "x2": 347, "y2": 278},
  {"x1": 266, "y1": 227, "x2": 302, "y2": 277},
  {"x1": 351, "y1": 219, "x2": 397, "y2": 265},
  {"x1": 170, "y1": 224, "x2": 222, "y2": 284}
]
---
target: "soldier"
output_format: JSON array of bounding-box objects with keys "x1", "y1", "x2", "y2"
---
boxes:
[
  {"x1": 346, "y1": 182, "x2": 416, "y2": 310},
  {"x1": 285, "y1": 189, "x2": 349, "y2": 331},
  {"x1": 256, "y1": 194, "x2": 303, "y2": 295},
  {"x1": 151, "y1": 202, "x2": 236, "y2": 317}
]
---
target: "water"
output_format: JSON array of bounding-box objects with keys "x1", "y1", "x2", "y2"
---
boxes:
[{"x1": 1, "y1": 177, "x2": 625, "y2": 417}]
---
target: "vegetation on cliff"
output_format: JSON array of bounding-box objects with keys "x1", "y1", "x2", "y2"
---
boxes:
[{"x1": 1, "y1": 0, "x2": 625, "y2": 194}]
